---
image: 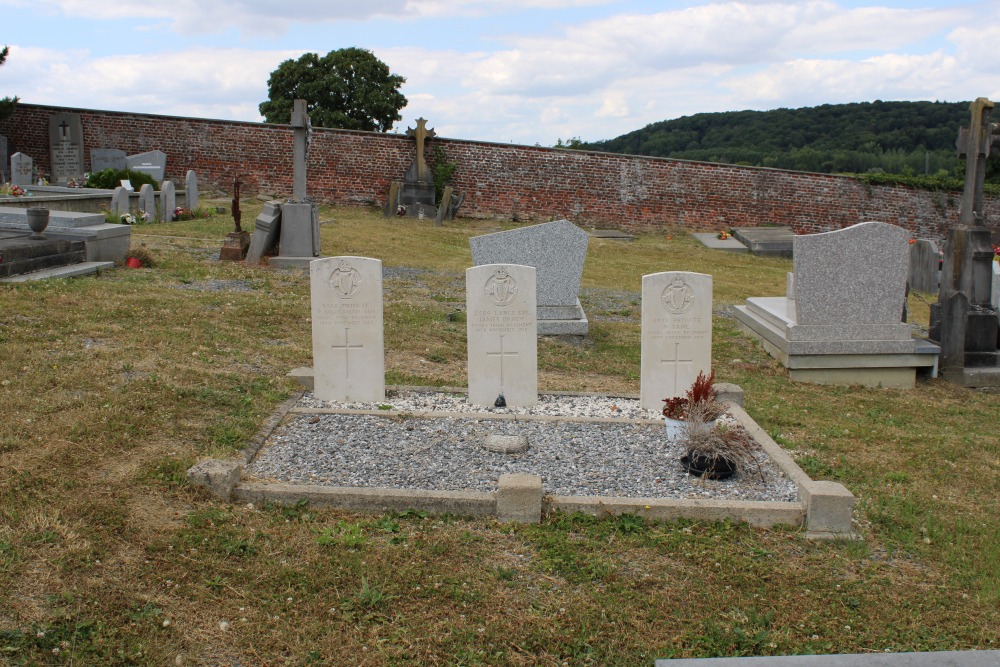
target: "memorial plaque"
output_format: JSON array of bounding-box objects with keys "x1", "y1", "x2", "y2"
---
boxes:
[
  {"x1": 640, "y1": 271, "x2": 712, "y2": 410},
  {"x1": 49, "y1": 113, "x2": 85, "y2": 184},
  {"x1": 310, "y1": 256, "x2": 385, "y2": 402}
]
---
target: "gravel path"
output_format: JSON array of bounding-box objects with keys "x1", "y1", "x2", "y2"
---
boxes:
[{"x1": 246, "y1": 391, "x2": 798, "y2": 502}]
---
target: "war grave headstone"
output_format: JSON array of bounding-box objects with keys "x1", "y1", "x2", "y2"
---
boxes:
[
  {"x1": 11, "y1": 152, "x2": 32, "y2": 187},
  {"x1": 185, "y1": 170, "x2": 199, "y2": 210},
  {"x1": 311, "y1": 256, "x2": 385, "y2": 402},
  {"x1": 640, "y1": 272, "x2": 713, "y2": 411},
  {"x1": 929, "y1": 97, "x2": 1000, "y2": 387},
  {"x1": 469, "y1": 219, "x2": 589, "y2": 336},
  {"x1": 126, "y1": 150, "x2": 167, "y2": 184},
  {"x1": 0, "y1": 135, "x2": 8, "y2": 182},
  {"x1": 272, "y1": 99, "x2": 321, "y2": 268},
  {"x1": 139, "y1": 184, "x2": 155, "y2": 220},
  {"x1": 466, "y1": 264, "x2": 538, "y2": 406},
  {"x1": 159, "y1": 181, "x2": 176, "y2": 222},
  {"x1": 49, "y1": 113, "x2": 85, "y2": 185},
  {"x1": 733, "y1": 221, "x2": 938, "y2": 388},
  {"x1": 90, "y1": 148, "x2": 127, "y2": 173},
  {"x1": 908, "y1": 239, "x2": 940, "y2": 293}
]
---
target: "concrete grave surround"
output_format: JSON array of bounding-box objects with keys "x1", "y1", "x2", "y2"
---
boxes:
[
  {"x1": 10, "y1": 152, "x2": 32, "y2": 187},
  {"x1": 185, "y1": 170, "x2": 199, "y2": 210},
  {"x1": 90, "y1": 148, "x2": 127, "y2": 173},
  {"x1": 310, "y1": 256, "x2": 385, "y2": 402},
  {"x1": 138, "y1": 184, "x2": 155, "y2": 219},
  {"x1": 466, "y1": 264, "x2": 538, "y2": 406},
  {"x1": 48, "y1": 113, "x2": 85, "y2": 184},
  {"x1": 908, "y1": 239, "x2": 940, "y2": 293},
  {"x1": 159, "y1": 181, "x2": 176, "y2": 222},
  {"x1": 126, "y1": 150, "x2": 167, "y2": 183},
  {"x1": 469, "y1": 219, "x2": 589, "y2": 335},
  {"x1": 640, "y1": 271, "x2": 713, "y2": 410},
  {"x1": 733, "y1": 222, "x2": 938, "y2": 388},
  {"x1": 0, "y1": 135, "x2": 8, "y2": 182}
]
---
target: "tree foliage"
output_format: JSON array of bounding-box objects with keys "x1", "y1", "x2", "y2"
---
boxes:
[
  {"x1": 580, "y1": 101, "x2": 999, "y2": 184},
  {"x1": 0, "y1": 45, "x2": 18, "y2": 122},
  {"x1": 259, "y1": 48, "x2": 406, "y2": 132}
]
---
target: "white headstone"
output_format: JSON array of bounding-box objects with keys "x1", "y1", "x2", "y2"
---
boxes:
[
  {"x1": 310, "y1": 256, "x2": 385, "y2": 402},
  {"x1": 992, "y1": 261, "x2": 999, "y2": 311},
  {"x1": 466, "y1": 264, "x2": 538, "y2": 406},
  {"x1": 185, "y1": 170, "x2": 198, "y2": 210},
  {"x1": 640, "y1": 271, "x2": 713, "y2": 410},
  {"x1": 112, "y1": 186, "x2": 131, "y2": 217},
  {"x1": 10, "y1": 152, "x2": 32, "y2": 187},
  {"x1": 139, "y1": 184, "x2": 155, "y2": 220},
  {"x1": 160, "y1": 181, "x2": 176, "y2": 222}
]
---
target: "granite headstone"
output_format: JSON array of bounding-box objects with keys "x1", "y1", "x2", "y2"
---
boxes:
[
  {"x1": 185, "y1": 170, "x2": 199, "y2": 210},
  {"x1": 139, "y1": 184, "x2": 155, "y2": 220},
  {"x1": 10, "y1": 152, "x2": 32, "y2": 187},
  {"x1": 311, "y1": 256, "x2": 385, "y2": 402},
  {"x1": 126, "y1": 150, "x2": 167, "y2": 183},
  {"x1": 49, "y1": 113, "x2": 85, "y2": 184},
  {"x1": 90, "y1": 148, "x2": 127, "y2": 173},
  {"x1": 160, "y1": 181, "x2": 176, "y2": 222},
  {"x1": 111, "y1": 186, "x2": 131, "y2": 217}
]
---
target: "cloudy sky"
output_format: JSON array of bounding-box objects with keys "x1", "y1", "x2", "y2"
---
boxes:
[{"x1": 1, "y1": 1, "x2": 996, "y2": 146}]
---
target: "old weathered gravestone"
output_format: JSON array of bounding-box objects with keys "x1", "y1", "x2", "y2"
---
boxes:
[
  {"x1": 185, "y1": 170, "x2": 199, "y2": 210},
  {"x1": 274, "y1": 99, "x2": 320, "y2": 266},
  {"x1": 159, "y1": 181, "x2": 176, "y2": 222},
  {"x1": 90, "y1": 148, "x2": 127, "y2": 173},
  {"x1": 49, "y1": 113, "x2": 85, "y2": 184},
  {"x1": 908, "y1": 239, "x2": 940, "y2": 293},
  {"x1": 246, "y1": 202, "x2": 282, "y2": 263},
  {"x1": 470, "y1": 219, "x2": 590, "y2": 335},
  {"x1": 139, "y1": 184, "x2": 155, "y2": 220},
  {"x1": 640, "y1": 272, "x2": 712, "y2": 410},
  {"x1": 10, "y1": 152, "x2": 32, "y2": 187},
  {"x1": 126, "y1": 150, "x2": 167, "y2": 184},
  {"x1": 0, "y1": 135, "x2": 8, "y2": 182},
  {"x1": 466, "y1": 264, "x2": 538, "y2": 407},
  {"x1": 311, "y1": 256, "x2": 385, "y2": 402},
  {"x1": 398, "y1": 118, "x2": 437, "y2": 219},
  {"x1": 931, "y1": 97, "x2": 1000, "y2": 386}
]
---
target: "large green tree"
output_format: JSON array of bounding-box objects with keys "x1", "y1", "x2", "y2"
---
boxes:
[
  {"x1": 0, "y1": 45, "x2": 18, "y2": 122},
  {"x1": 259, "y1": 48, "x2": 406, "y2": 132}
]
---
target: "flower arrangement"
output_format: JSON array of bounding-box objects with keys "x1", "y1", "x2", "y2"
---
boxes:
[
  {"x1": 661, "y1": 371, "x2": 722, "y2": 421},
  {"x1": 120, "y1": 210, "x2": 150, "y2": 225},
  {"x1": 993, "y1": 244, "x2": 999, "y2": 261},
  {"x1": 173, "y1": 207, "x2": 210, "y2": 221},
  {"x1": 717, "y1": 230, "x2": 730, "y2": 240},
  {"x1": 0, "y1": 184, "x2": 29, "y2": 197}
]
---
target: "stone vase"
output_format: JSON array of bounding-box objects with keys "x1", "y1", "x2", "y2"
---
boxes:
[{"x1": 26, "y1": 207, "x2": 50, "y2": 240}]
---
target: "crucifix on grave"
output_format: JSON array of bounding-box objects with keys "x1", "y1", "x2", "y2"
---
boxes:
[
  {"x1": 382, "y1": 117, "x2": 463, "y2": 223},
  {"x1": 290, "y1": 99, "x2": 310, "y2": 203},
  {"x1": 931, "y1": 97, "x2": 1000, "y2": 386}
]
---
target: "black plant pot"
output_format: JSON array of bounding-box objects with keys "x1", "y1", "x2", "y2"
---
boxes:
[{"x1": 680, "y1": 451, "x2": 737, "y2": 480}]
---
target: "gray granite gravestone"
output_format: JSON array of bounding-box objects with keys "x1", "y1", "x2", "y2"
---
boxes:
[
  {"x1": 908, "y1": 239, "x2": 940, "y2": 293},
  {"x1": 90, "y1": 148, "x2": 127, "y2": 173},
  {"x1": 0, "y1": 135, "x2": 8, "y2": 182},
  {"x1": 246, "y1": 202, "x2": 282, "y2": 263},
  {"x1": 138, "y1": 184, "x2": 155, "y2": 220},
  {"x1": 111, "y1": 186, "x2": 131, "y2": 218},
  {"x1": 49, "y1": 113, "x2": 85, "y2": 184},
  {"x1": 159, "y1": 181, "x2": 176, "y2": 222},
  {"x1": 126, "y1": 150, "x2": 167, "y2": 183},
  {"x1": 185, "y1": 170, "x2": 199, "y2": 210},
  {"x1": 469, "y1": 219, "x2": 590, "y2": 335},
  {"x1": 733, "y1": 221, "x2": 938, "y2": 388},
  {"x1": 10, "y1": 152, "x2": 32, "y2": 187}
]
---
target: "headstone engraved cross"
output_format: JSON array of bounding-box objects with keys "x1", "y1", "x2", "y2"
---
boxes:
[{"x1": 660, "y1": 342, "x2": 694, "y2": 392}]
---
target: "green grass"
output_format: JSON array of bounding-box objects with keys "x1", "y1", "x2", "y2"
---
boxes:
[{"x1": 0, "y1": 202, "x2": 997, "y2": 664}]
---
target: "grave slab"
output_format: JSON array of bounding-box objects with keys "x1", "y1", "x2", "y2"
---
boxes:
[
  {"x1": 691, "y1": 232, "x2": 748, "y2": 253},
  {"x1": 732, "y1": 226, "x2": 794, "y2": 257},
  {"x1": 311, "y1": 256, "x2": 385, "y2": 402},
  {"x1": 466, "y1": 264, "x2": 538, "y2": 406}
]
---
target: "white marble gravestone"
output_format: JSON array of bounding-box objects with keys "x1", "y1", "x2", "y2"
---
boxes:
[
  {"x1": 159, "y1": 181, "x2": 176, "y2": 222},
  {"x1": 466, "y1": 264, "x2": 538, "y2": 406},
  {"x1": 311, "y1": 256, "x2": 385, "y2": 402},
  {"x1": 185, "y1": 170, "x2": 199, "y2": 210},
  {"x1": 10, "y1": 152, "x2": 32, "y2": 187},
  {"x1": 640, "y1": 272, "x2": 713, "y2": 410}
]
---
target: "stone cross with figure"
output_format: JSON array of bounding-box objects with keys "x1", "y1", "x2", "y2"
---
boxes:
[
  {"x1": 406, "y1": 118, "x2": 436, "y2": 182},
  {"x1": 956, "y1": 97, "x2": 999, "y2": 226}
]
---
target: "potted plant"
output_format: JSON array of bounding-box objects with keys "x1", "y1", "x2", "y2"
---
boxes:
[{"x1": 661, "y1": 371, "x2": 722, "y2": 437}]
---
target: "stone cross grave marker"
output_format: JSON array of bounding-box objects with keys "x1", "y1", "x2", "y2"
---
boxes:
[
  {"x1": 640, "y1": 272, "x2": 712, "y2": 411},
  {"x1": 49, "y1": 113, "x2": 85, "y2": 184},
  {"x1": 90, "y1": 148, "x2": 127, "y2": 173},
  {"x1": 466, "y1": 264, "x2": 538, "y2": 406},
  {"x1": 185, "y1": 170, "x2": 199, "y2": 210},
  {"x1": 278, "y1": 99, "x2": 320, "y2": 261},
  {"x1": 126, "y1": 150, "x2": 167, "y2": 183},
  {"x1": 11, "y1": 152, "x2": 32, "y2": 186},
  {"x1": 290, "y1": 99, "x2": 309, "y2": 202},
  {"x1": 159, "y1": 181, "x2": 176, "y2": 222},
  {"x1": 310, "y1": 256, "x2": 385, "y2": 402}
]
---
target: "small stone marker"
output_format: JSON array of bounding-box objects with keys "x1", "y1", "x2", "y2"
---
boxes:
[
  {"x1": 90, "y1": 148, "x2": 127, "y2": 173},
  {"x1": 159, "y1": 181, "x2": 176, "y2": 222},
  {"x1": 126, "y1": 150, "x2": 167, "y2": 183},
  {"x1": 640, "y1": 271, "x2": 712, "y2": 410},
  {"x1": 10, "y1": 152, "x2": 32, "y2": 187},
  {"x1": 908, "y1": 239, "x2": 941, "y2": 293},
  {"x1": 483, "y1": 435, "x2": 529, "y2": 453},
  {"x1": 139, "y1": 184, "x2": 155, "y2": 220},
  {"x1": 466, "y1": 263, "x2": 538, "y2": 407},
  {"x1": 49, "y1": 113, "x2": 85, "y2": 184},
  {"x1": 185, "y1": 170, "x2": 199, "y2": 210},
  {"x1": 111, "y1": 186, "x2": 131, "y2": 217},
  {"x1": 311, "y1": 256, "x2": 385, "y2": 402}
]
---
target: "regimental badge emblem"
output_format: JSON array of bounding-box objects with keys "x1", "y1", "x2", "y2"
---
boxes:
[
  {"x1": 661, "y1": 277, "x2": 695, "y2": 314},
  {"x1": 330, "y1": 260, "x2": 362, "y2": 299},
  {"x1": 485, "y1": 267, "x2": 518, "y2": 306}
]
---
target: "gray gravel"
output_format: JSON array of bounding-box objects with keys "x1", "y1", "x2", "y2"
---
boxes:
[{"x1": 246, "y1": 391, "x2": 798, "y2": 501}]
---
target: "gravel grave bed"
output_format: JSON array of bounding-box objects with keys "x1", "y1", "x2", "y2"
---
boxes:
[{"x1": 246, "y1": 391, "x2": 798, "y2": 501}]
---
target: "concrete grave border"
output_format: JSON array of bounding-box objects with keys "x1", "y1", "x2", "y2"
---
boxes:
[{"x1": 188, "y1": 382, "x2": 857, "y2": 540}]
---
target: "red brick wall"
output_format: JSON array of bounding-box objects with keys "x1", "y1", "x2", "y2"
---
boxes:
[{"x1": 2, "y1": 102, "x2": 996, "y2": 242}]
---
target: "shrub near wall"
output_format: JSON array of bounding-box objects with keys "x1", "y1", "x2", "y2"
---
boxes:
[{"x1": 2, "y1": 102, "x2": 996, "y2": 242}]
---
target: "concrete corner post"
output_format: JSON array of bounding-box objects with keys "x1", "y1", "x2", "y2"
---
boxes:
[
  {"x1": 802, "y1": 480, "x2": 855, "y2": 537},
  {"x1": 187, "y1": 460, "x2": 243, "y2": 501},
  {"x1": 497, "y1": 474, "x2": 543, "y2": 523}
]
